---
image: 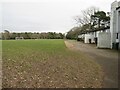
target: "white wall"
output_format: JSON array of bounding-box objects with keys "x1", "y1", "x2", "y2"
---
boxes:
[
  {"x1": 97, "y1": 32, "x2": 111, "y2": 48},
  {"x1": 94, "y1": 31, "x2": 99, "y2": 38},
  {"x1": 110, "y1": 1, "x2": 120, "y2": 49},
  {"x1": 110, "y1": 1, "x2": 118, "y2": 48},
  {"x1": 117, "y1": 8, "x2": 120, "y2": 49},
  {"x1": 78, "y1": 35, "x2": 82, "y2": 38},
  {"x1": 105, "y1": 29, "x2": 110, "y2": 33},
  {"x1": 84, "y1": 33, "x2": 94, "y2": 43},
  {"x1": 116, "y1": 8, "x2": 120, "y2": 33},
  {"x1": 94, "y1": 29, "x2": 110, "y2": 38},
  {"x1": 78, "y1": 34, "x2": 85, "y2": 39}
]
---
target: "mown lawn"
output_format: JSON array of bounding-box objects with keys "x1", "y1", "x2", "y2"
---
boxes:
[{"x1": 2, "y1": 39, "x2": 103, "y2": 88}]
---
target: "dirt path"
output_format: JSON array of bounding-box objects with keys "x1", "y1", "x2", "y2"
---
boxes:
[{"x1": 64, "y1": 40, "x2": 118, "y2": 88}]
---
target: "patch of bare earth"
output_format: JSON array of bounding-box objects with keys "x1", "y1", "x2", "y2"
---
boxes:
[
  {"x1": 65, "y1": 40, "x2": 118, "y2": 88},
  {"x1": 3, "y1": 42, "x2": 103, "y2": 88}
]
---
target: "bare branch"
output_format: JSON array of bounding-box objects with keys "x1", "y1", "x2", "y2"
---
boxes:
[{"x1": 74, "y1": 6, "x2": 99, "y2": 26}]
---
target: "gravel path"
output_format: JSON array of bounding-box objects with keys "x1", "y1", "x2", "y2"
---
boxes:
[{"x1": 65, "y1": 40, "x2": 118, "y2": 88}]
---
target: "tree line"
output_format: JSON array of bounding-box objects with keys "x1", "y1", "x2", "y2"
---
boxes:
[
  {"x1": 1, "y1": 30, "x2": 65, "y2": 40},
  {"x1": 66, "y1": 7, "x2": 110, "y2": 40}
]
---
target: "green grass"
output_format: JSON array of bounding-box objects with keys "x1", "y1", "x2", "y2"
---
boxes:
[
  {"x1": 2, "y1": 39, "x2": 74, "y2": 65},
  {"x1": 2, "y1": 39, "x2": 87, "y2": 62},
  {"x1": 2, "y1": 39, "x2": 103, "y2": 88}
]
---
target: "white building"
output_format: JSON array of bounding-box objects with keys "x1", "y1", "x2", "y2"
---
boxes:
[
  {"x1": 78, "y1": 34, "x2": 85, "y2": 41},
  {"x1": 84, "y1": 32, "x2": 95, "y2": 44},
  {"x1": 83, "y1": 28, "x2": 110, "y2": 44},
  {"x1": 110, "y1": 1, "x2": 120, "y2": 49},
  {"x1": 77, "y1": 1, "x2": 120, "y2": 49},
  {"x1": 15, "y1": 37, "x2": 24, "y2": 40}
]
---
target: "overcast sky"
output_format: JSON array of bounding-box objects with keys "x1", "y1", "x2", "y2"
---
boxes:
[{"x1": 0, "y1": 0, "x2": 116, "y2": 33}]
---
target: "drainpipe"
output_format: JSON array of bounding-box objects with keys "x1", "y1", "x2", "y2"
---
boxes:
[{"x1": 116, "y1": 33, "x2": 119, "y2": 50}]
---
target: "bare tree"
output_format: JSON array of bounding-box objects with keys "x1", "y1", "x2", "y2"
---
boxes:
[{"x1": 74, "y1": 6, "x2": 99, "y2": 26}]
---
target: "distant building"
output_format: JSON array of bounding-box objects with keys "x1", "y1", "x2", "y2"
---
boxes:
[
  {"x1": 110, "y1": 1, "x2": 120, "y2": 49},
  {"x1": 84, "y1": 32, "x2": 95, "y2": 44},
  {"x1": 15, "y1": 37, "x2": 24, "y2": 40}
]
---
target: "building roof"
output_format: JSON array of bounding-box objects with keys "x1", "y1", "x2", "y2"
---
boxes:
[
  {"x1": 79, "y1": 26, "x2": 110, "y2": 35},
  {"x1": 116, "y1": 6, "x2": 120, "y2": 10},
  {"x1": 88, "y1": 26, "x2": 110, "y2": 33},
  {"x1": 116, "y1": 1, "x2": 120, "y2": 10}
]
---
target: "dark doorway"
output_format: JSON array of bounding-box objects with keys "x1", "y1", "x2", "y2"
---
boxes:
[
  {"x1": 89, "y1": 39, "x2": 91, "y2": 44},
  {"x1": 94, "y1": 37, "x2": 98, "y2": 45}
]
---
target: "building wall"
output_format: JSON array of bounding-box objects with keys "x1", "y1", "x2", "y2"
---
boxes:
[
  {"x1": 110, "y1": 1, "x2": 120, "y2": 49},
  {"x1": 78, "y1": 34, "x2": 85, "y2": 39},
  {"x1": 118, "y1": 3, "x2": 120, "y2": 49},
  {"x1": 78, "y1": 34, "x2": 85, "y2": 41},
  {"x1": 97, "y1": 32, "x2": 111, "y2": 48},
  {"x1": 117, "y1": 8, "x2": 120, "y2": 49},
  {"x1": 105, "y1": 29, "x2": 110, "y2": 33},
  {"x1": 84, "y1": 29, "x2": 110, "y2": 44},
  {"x1": 84, "y1": 33, "x2": 94, "y2": 43},
  {"x1": 110, "y1": 1, "x2": 117, "y2": 46},
  {"x1": 94, "y1": 31, "x2": 100, "y2": 38}
]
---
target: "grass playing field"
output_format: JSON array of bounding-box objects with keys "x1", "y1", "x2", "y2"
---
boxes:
[{"x1": 2, "y1": 39, "x2": 103, "y2": 88}]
